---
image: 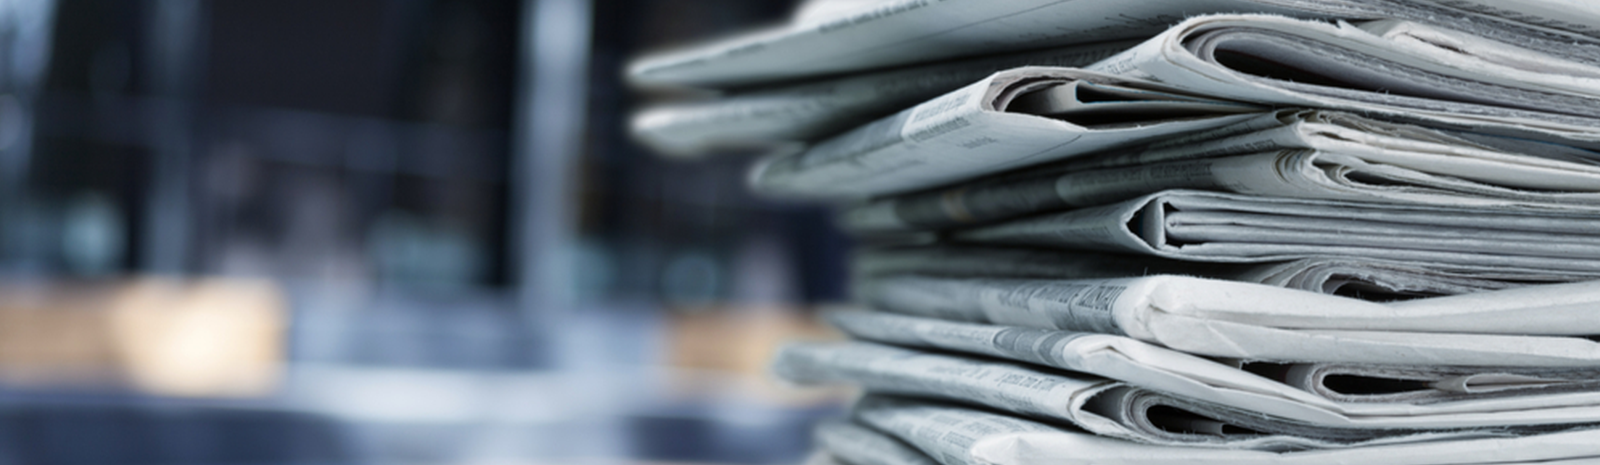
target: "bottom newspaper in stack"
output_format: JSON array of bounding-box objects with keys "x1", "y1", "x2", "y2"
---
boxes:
[{"x1": 775, "y1": 277, "x2": 1600, "y2": 465}]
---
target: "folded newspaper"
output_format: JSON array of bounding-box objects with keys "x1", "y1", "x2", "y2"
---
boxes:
[
  {"x1": 639, "y1": 10, "x2": 1600, "y2": 159},
  {"x1": 813, "y1": 420, "x2": 939, "y2": 465},
  {"x1": 748, "y1": 68, "x2": 1264, "y2": 199},
  {"x1": 810, "y1": 416, "x2": 1600, "y2": 465},
  {"x1": 850, "y1": 395, "x2": 1600, "y2": 465},
  {"x1": 858, "y1": 274, "x2": 1600, "y2": 365},
  {"x1": 820, "y1": 313, "x2": 1600, "y2": 428},
  {"x1": 632, "y1": 42, "x2": 1136, "y2": 156},
  {"x1": 814, "y1": 418, "x2": 939, "y2": 465},
  {"x1": 947, "y1": 190, "x2": 1600, "y2": 274},
  {"x1": 778, "y1": 341, "x2": 1600, "y2": 448},
  {"x1": 628, "y1": 0, "x2": 1600, "y2": 88},
  {"x1": 751, "y1": 12, "x2": 1600, "y2": 200},
  {"x1": 853, "y1": 246, "x2": 1584, "y2": 298},
  {"x1": 1088, "y1": 15, "x2": 1600, "y2": 143},
  {"x1": 841, "y1": 110, "x2": 1600, "y2": 233}
]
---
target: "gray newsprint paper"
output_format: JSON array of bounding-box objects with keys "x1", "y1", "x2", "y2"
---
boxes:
[
  {"x1": 755, "y1": 13, "x2": 1600, "y2": 202},
  {"x1": 628, "y1": 0, "x2": 1600, "y2": 88},
  {"x1": 856, "y1": 273, "x2": 1600, "y2": 365},
  {"x1": 813, "y1": 421, "x2": 942, "y2": 465},
  {"x1": 841, "y1": 110, "x2": 1600, "y2": 233},
  {"x1": 852, "y1": 396, "x2": 1600, "y2": 465},
  {"x1": 776, "y1": 341, "x2": 1600, "y2": 447},
  {"x1": 632, "y1": 42, "x2": 1136, "y2": 157},
  {"x1": 950, "y1": 190, "x2": 1600, "y2": 274},
  {"x1": 852, "y1": 246, "x2": 1580, "y2": 298},
  {"x1": 823, "y1": 312, "x2": 1600, "y2": 429},
  {"x1": 758, "y1": 45, "x2": 1600, "y2": 201},
  {"x1": 814, "y1": 419, "x2": 941, "y2": 465},
  {"x1": 1086, "y1": 14, "x2": 1600, "y2": 148},
  {"x1": 748, "y1": 68, "x2": 1262, "y2": 199}
]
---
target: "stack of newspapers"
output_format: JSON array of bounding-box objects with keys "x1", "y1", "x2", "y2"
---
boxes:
[{"x1": 630, "y1": 0, "x2": 1600, "y2": 464}]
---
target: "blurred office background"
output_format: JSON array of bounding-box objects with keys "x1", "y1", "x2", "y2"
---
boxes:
[{"x1": 0, "y1": 0, "x2": 851, "y2": 463}]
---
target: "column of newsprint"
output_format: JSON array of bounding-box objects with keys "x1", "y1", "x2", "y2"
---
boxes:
[{"x1": 628, "y1": 1, "x2": 1600, "y2": 463}]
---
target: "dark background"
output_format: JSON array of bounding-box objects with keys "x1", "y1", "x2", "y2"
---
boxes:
[{"x1": 0, "y1": 0, "x2": 849, "y2": 463}]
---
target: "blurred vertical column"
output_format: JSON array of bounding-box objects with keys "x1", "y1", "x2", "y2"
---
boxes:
[
  {"x1": 0, "y1": 0, "x2": 57, "y2": 274},
  {"x1": 513, "y1": 0, "x2": 592, "y2": 367},
  {"x1": 140, "y1": 0, "x2": 202, "y2": 274}
]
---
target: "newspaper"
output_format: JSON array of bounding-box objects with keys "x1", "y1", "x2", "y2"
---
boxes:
[
  {"x1": 775, "y1": 341, "x2": 1600, "y2": 447},
  {"x1": 1075, "y1": 109, "x2": 1600, "y2": 172},
  {"x1": 824, "y1": 312, "x2": 1600, "y2": 429},
  {"x1": 632, "y1": 41, "x2": 1136, "y2": 157},
  {"x1": 949, "y1": 190, "x2": 1600, "y2": 274},
  {"x1": 1086, "y1": 15, "x2": 1600, "y2": 147},
  {"x1": 747, "y1": 68, "x2": 1263, "y2": 199},
  {"x1": 841, "y1": 110, "x2": 1600, "y2": 232},
  {"x1": 853, "y1": 396, "x2": 1600, "y2": 465},
  {"x1": 627, "y1": 0, "x2": 1600, "y2": 88},
  {"x1": 814, "y1": 419, "x2": 941, "y2": 465},
  {"x1": 852, "y1": 246, "x2": 1582, "y2": 298},
  {"x1": 753, "y1": 12, "x2": 1600, "y2": 201},
  {"x1": 857, "y1": 273, "x2": 1600, "y2": 365}
]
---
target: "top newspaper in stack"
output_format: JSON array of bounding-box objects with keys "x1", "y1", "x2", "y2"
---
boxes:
[
  {"x1": 632, "y1": 42, "x2": 1138, "y2": 156},
  {"x1": 629, "y1": 0, "x2": 1600, "y2": 89},
  {"x1": 632, "y1": 1, "x2": 1600, "y2": 157},
  {"x1": 748, "y1": 13, "x2": 1600, "y2": 201}
]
